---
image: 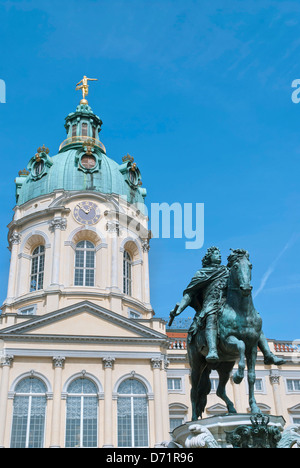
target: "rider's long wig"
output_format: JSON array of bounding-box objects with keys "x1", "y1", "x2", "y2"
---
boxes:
[{"x1": 201, "y1": 246, "x2": 220, "y2": 267}]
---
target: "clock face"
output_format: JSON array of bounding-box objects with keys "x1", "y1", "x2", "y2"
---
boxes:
[{"x1": 73, "y1": 201, "x2": 100, "y2": 225}]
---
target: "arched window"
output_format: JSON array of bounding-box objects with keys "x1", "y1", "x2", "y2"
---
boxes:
[
  {"x1": 65, "y1": 378, "x2": 98, "y2": 448},
  {"x1": 10, "y1": 377, "x2": 47, "y2": 448},
  {"x1": 74, "y1": 240, "x2": 95, "y2": 286},
  {"x1": 123, "y1": 251, "x2": 132, "y2": 296},
  {"x1": 117, "y1": 379, "x2": 149, "y2": 447},
  {"x1": 30, "y1": 245, "x2": 45, "y2": 291}
]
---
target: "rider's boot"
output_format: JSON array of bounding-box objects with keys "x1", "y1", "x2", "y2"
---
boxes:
[
  {"x1": 258, "y1": 333, "x2": 286, "y2": 366},
  {"x1": 205, "y1": 315, "x2": 219, "y2": 363}
]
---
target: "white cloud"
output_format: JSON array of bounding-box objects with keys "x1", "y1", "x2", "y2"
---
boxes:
[{"x1": 254, "y1": 234, "x2": 299, "y2": 298}]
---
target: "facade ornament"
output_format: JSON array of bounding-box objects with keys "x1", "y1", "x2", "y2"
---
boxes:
[
  {"x1": 226, "y1": 413, "x2": 282, "y2": 448},
  {"x1": 2, "y1": 354, "x2": 14, "y2": 367},
  {"x1": 122, "y1": 154, "x2": 134, "y2": 163},
  {"x1": 163, "y1": 357, "x2": 170, "y2": 370},
  {"x1": 142, "y1": 239, "x2": 150, "y2": 252},
  {"x1": 76, "y1": 75, "x2": 98, "y2": 105},
  {"x1": 106, "y1": 221, "x2": 121, "y2": 236},
  {"x1": 49, "y1": 217, "x2": 67, "y2": 232},
  {"x1": 52, "y1": 356, "x2": 65, "y2": 368},
  {"x1": 150, "y1": 357, "x2": 163, "y2": 370},
  {"x1": 18, "y1": 168, "x2": 29, "y2": 177},
  {"x1": 185, "y1": 424, "x2": 220, "y2": 449},
  {"x1": 102, "y1": 356, "x2": 115, "y2": 369},
  {"x1": 269, "y1": 374, "x2": 280, "y2": 385},
  {"x1": 9, "y1": 231, "x2": 22, "y2": 245},
  {"x1": 269, "y1": 370, "x2": 281, "y2": 385},
  {"x1": 277, "y1": 424, "x2": 300, "y2": 448}
]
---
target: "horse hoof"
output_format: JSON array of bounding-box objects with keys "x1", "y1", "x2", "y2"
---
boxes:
[
  {"x1": 233, "y1": 371, "x2": 244, "y2": 384},
  {"x1": 206, "y1": 353, "x2": 219, "y2": 364}
]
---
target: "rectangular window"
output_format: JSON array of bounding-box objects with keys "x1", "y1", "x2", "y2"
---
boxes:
[
  {"x1": 287, "y1": 379, "x2": 300, "y2": 392},
  {"x1": 167, "y1": 378, "x2": 182, "y2": 391},
  {"x1": 30, "y1": 246, "x2": 45, "y2": 292},
  {"x1": 18, "y1": 306, "x2": 36, "y2": 316},
  {"x1": 255, "y1": 379, "x2": 263, "y2": 392},
  {"x1": 210, "y1": 378, "x2": 219, "y2": 392},
  {"x1": 74, "y1": 241, "x2": 95, "y2": 287},
  {"x1": 72, "y1": 124, "x2": 77, "y2": 137}
]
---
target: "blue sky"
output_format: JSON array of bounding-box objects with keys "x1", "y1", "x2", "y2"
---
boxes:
[{"x1": 0, "y1": 0, "x2": 300, "y2": 340}]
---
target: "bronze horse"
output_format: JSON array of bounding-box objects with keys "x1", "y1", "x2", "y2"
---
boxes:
[{"x1": 188, "y1": 249, "x2": 264, "y2": 419}]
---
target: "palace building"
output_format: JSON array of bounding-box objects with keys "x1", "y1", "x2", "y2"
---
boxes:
[{"x1": 0, "y1": 85, "x2": 299, "y2": 448}]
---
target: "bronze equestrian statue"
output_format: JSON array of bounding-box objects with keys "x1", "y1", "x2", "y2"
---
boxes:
[{"x1": 169, "y1": 247, "x2": 285, "y2": 420}]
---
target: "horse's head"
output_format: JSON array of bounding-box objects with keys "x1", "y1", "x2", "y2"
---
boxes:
[{"x1": 227, "y1": 249, "x2": 253, "y2": 296}]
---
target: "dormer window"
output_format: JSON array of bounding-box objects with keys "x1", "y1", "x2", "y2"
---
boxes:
[{"x1": 34, "y1": 160, "x2": 45, "y2": 177}]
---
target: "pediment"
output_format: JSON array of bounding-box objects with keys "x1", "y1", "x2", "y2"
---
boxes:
[
  {"x1": 0, "y1": 301, "x2": 167, "y2": 344},
  {"x1": 288, "y1": 404, "x2": 300, "y2": 413},
  {"x1": 206, "y1": 403, "x2": 227, "y2": 414}
]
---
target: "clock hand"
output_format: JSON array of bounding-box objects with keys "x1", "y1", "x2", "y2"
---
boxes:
[{"x1": 78, "y1": 203, "x2": 90, "y2": 214}]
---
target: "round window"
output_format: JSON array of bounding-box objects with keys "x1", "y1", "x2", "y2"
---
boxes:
[{"x1": 81, "y1": 154, "x2": 96, "y2": 169}]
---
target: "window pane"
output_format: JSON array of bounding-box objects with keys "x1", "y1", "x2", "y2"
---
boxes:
[
  {"x1": 133, "y1": 397, "x2": 148, "y2": 447},
  {"x1": 28, "y1": 396, "x2": 47, "y2": 448},
  {"x1": 66, "y1": 397, "x2": 81, "y2": 448},
  {"x1": 10, "y1": 396, "x2": 29, "y2": 448},
  {"x1": 170, "y1": 418, "x2": 184, "y2": 432},
  {"x1": 294, "y1": 380, "x2": 300, "y2": 391},
  {"x1": 82, "y1": 397, "x2": 98, "y2": 448},
  {"x1": 117, "y1": 397, "x2": 132, "y2": 447}
]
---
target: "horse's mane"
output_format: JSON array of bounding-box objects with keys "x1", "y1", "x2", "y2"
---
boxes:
[{"x1": 227, "y1": 248, "x2": 249, "y2": 268}]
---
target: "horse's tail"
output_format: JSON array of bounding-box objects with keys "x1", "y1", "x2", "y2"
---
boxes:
[{"x1": 197, "y1": 365, "x2": 211, "y2": 418}]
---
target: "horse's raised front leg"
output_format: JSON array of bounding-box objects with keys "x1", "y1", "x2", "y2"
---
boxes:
[
  {"x1": 225, "y1": 335, "x2": 246, "y2": 384},
  {"x1": 246, "y1": 346, "x2": 261, "y2": 414}
]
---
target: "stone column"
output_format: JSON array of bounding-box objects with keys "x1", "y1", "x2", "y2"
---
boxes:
[
  {"x1": 151, "y1": 357, "x2": 164, "y2": 446},
  {"x1": 142, "y1": 240, "x2": 150, "y2": 305},
  {"x1": 106, "y1": 222, "x2": 120, "y2": 292},
  {"x1": 0, "y1": 355, "x2": 14, "y2": 447},
  {"x1": 161, "y1": 357, "x2": 171, "y2": 439},
  {"x1": 49, "y1": 217, "x2": 67, "y2": 286},
  {"x1": 50, "y1": 356, "x2": 65, "y2": 448},
  {"x1": 6, "y1": 232, "x2": 22, "y2": 303},
  {"x1": 269, "y1": 370, "x2": 283, "y2": 416},
  {"x1": 102, "y1": 356, "x2": 115, "y2": 447},
  {"x1": 133, "y1": 260, "x2": 143, "y2": 301},
  {"x1": 230, "y1": 376, "x2": 243, "y2": 413}
]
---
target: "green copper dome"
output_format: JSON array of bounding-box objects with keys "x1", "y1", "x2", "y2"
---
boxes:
[{"x1": 15, "y1": 103, "x2": 146, "y2": 206}]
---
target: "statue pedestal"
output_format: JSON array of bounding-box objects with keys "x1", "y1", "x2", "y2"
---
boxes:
[{"x1": 169, "y1": 413, "x2": 286, "y2": 448}]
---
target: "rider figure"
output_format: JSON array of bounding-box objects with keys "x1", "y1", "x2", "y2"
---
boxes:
[{"x1": 170, "y1": 246, "x2": 228, "y2": 363}]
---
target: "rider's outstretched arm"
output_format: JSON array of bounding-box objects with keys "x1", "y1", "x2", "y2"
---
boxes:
[{"x1": 175, "y1": 293, "x2": 192, "y2": 316}]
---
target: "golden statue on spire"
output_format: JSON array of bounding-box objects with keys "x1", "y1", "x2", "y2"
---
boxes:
[{"x1": 76, "y1": 75, "x2": 98, "y2": 104}]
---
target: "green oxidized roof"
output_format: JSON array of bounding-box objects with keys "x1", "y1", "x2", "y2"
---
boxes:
[{"x1": 15, "y1": 103, "x2": 146, "y2": 206}]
